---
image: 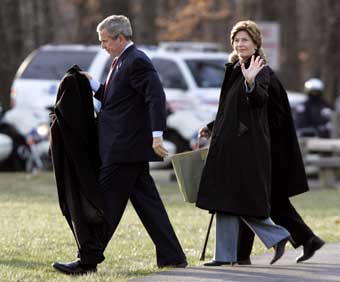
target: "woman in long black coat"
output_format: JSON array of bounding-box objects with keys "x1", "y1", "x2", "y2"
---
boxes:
[{"x1": 196, "y1": 20, "x2": 290, "y2": 266}]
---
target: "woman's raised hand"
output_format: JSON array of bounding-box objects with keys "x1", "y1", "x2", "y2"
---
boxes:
[{"x1": 241, "y1": 55, "x2": 264, "y2": 86}]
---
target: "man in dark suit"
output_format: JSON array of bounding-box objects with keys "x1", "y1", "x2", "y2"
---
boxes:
[{"x1": 53, "y1": 15, "x2": 186, "y2": 275}]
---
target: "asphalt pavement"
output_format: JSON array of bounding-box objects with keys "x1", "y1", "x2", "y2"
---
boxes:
[
  {"x1": 145, "y1": 169, "x2": 339, "y2": 281},
  {"x1": 130, "y1": 242, "x2": 340, "y2": 282}
]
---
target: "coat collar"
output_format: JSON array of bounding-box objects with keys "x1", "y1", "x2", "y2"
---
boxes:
[
  {"x1": 111, "y1": 44, "x2": 135, "y2": 73},
  {"x1": 116, "y1": 44, "x2": 135, "y2": 63}
]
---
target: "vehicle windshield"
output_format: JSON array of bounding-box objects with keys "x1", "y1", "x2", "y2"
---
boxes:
[
  {"x1": 185, "y1": 59, "x2": 226, "y2": 88},
  {"x1": 20, "y1": 50, "x2": 97, "y2": 80}
]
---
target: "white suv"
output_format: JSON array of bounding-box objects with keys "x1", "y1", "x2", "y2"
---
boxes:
[
  {"x1": 11, "y1": 42, "x2": 228, "y2": 111},
  {"x1": 5, "y1": 42, "x2": 307, "y2": 169},
  {"x1": 7, "y1": 43, "x2": 228, "y2": 166}
]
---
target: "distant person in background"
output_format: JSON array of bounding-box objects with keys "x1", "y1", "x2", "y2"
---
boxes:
[{"x1": 295, "y1": 78, "x2": 333, "y2": 138}]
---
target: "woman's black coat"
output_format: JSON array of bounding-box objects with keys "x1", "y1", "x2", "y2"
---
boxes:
[
  {"x1": 50, "y1": 65, "x2": 105, "y2": 227},
  {"x1": 197, "y1": 62, "x2": 272, "y2": 218},
  {"x1": 196, "y1": 63, "x2": 309, "y2": 217},
  {"x1": 267, "y1": 69, "x2": 309, "y2": 199}
]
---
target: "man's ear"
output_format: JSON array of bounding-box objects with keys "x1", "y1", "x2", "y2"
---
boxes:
[
  {"x1": 118, "y1": 34, "x2": 128, "y2": 44},
  {"x1": 117, "y1": 34, "x2": 123, "y2": 42}
]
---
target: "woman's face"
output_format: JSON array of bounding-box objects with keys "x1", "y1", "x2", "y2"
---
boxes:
[{"x1": 232, "y1": 30, "x2": 257, "y2": 61}]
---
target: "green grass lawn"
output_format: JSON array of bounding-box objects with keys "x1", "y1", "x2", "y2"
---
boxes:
[{"x1": 0, "y1": 172, "x2": 339, "y2": 282}]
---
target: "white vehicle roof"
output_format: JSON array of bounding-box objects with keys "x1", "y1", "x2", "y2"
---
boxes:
[
  {"x1": 39, "y1": 44, "x2": 101, "y2": 51},
  {"x1": 141, "y1": 43, "x2": 228, "y2": 60},
  {"x1": 11, "y1": 42, "x2": 229, "y2": 111}
]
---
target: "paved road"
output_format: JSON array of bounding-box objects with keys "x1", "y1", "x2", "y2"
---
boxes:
[
  {"x1": 146, "y1": 169, "x2": 339, "y2": 281},
  {"x1": 150, "y1": 169, "x2": 175, "y2": 185},
  {"x1": 130, "y1": 242, "x2": 340, "y2": 282}
]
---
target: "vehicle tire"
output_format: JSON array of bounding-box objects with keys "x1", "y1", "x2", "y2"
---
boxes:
[{"x1": 0, "y1": 124, "x2": 27, "y2": 171}]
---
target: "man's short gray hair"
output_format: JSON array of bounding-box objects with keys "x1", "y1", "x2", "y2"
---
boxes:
[{"x1": 97, "y1": 15, "x2": 133, "y2": 39}]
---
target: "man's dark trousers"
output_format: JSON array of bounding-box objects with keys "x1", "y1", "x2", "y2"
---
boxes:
[
  {"x1": 87, "y1": 162, "x2": 186, "y2": 267},
  {"x1": 238, "y1": 196, "x2": 314, "y2": 259}
]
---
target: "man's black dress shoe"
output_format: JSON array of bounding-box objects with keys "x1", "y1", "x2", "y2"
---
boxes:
[
  {"x1": 203, "y1": 260, "x2": 233, "y2": 266},
  {"x1": 296, "y1": 236, "x2": 325, "y2": 263},
  {"x1": 270, "y1": 237, "x2": 289, "y2": 265},
  {"x1": 52, "y1": 260, "x2": 97, "y2": 275},
  {"x1": 159, "y1": 260, "x2": 188, "y2": 268}
]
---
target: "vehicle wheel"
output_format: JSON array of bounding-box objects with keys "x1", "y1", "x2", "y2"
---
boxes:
[{"x1": 0, "y1": 124, "x2": 27, "y2": 171}]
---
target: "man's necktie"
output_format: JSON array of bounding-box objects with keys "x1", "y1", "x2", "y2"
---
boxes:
[{"x1": 104, "y1": 57, "x2": 118, "y2": 95}]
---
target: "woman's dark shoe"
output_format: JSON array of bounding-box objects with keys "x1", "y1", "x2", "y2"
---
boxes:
[
  {"x1": 270, "y1": 237, "x2": 289, "y2": 265},
  {"x1": 236, "y1": 257, "x2": 252, "y2": 265},
  {"x1": 296, "y1": 236, "x2": 325, "y2": 263},
  {"x1": 52, "y1": 260, "x2": 97, "y2": 275},
  {"x1": 203, "y1": 260, "x2": 233, "y2": 266}
]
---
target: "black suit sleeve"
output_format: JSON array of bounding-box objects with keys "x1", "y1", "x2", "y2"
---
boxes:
[{"x1": 130, "y1": 56, "x2": 166, "y2": 131}]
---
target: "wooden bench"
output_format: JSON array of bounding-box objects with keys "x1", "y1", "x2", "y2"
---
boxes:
[
  {"x1": 299, "y1": 138, "x2": 340, "y2": 189},
  {"x1": 304, "y1": 156, "x2": 340, "y2": 189}
]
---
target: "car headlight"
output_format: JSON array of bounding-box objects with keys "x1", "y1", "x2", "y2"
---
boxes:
[{"x1": 36, "y1": 124, "x2": 49, "y2": 138}]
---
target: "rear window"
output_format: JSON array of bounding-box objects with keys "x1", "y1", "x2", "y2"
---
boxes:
[
  {"x1": 185, "y1": 59, "x2": 226, "y2": 88},
  {"x1": 152, "y1": 58, "x2": 187, "y2": 89},
  {"x1": 20, "y1": 50, "x2": 97, "y2": 80}
]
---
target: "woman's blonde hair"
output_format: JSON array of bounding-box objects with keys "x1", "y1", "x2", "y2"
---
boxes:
[{"x1": 228, "y1": 20, "x2": 267, "y2": 64}]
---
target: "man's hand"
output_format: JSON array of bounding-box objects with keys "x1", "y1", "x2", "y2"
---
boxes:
[
  {"x1": 152, "y1": 136, "x2": 168, "y2": 158},
  {"x1": 198, "y1": 126, "x2": 211, "y2": 139}
]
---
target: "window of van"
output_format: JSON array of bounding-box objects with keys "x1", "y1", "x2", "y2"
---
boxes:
[
  {"x1": 185, "y1": 59, "x2": 225, "y2": 88},
  {"x1": 152, "y1": 58, "x2": 188, "y2": 90},
  {"x1": 20, "y1": 50, "x2": 97, "y2": 80},
  {"x1": 100, "y1": 59, "x2": 111, "y2": 83}
]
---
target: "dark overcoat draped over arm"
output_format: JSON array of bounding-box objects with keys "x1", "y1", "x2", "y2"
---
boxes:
[
  {"x1": 267, "y1": 68, "x2": 309, "y2": 198},
  {"x1": 196, "y1": 62, "x2": 272, "y2": 218},
  {"x1": 50, "y1": 65, "x2": 104, "y2": 227},
  {"x1": 94, "y1": 45, "x2": 166, "y2": 166}
]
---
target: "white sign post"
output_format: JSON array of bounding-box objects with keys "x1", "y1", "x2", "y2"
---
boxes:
[{"x1": 258, "y1": 22, "x2": 280, "y2": 71}]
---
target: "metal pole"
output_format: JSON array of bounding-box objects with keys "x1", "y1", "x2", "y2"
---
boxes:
[{"x1": 199, "y1": 213, "x2": 215, "y2": 261}]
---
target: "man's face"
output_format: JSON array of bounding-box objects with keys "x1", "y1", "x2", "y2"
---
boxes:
[{"x1": 98, "y1": 28, "x2": 124, "y2": 57}]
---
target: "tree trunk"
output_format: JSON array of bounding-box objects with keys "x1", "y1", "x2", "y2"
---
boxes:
[
  {"x1": 0, "y1": 0, "x2": 23, "y2": 108},
  {"x1": 100, "y1": 0, "x2": 130, "y2": 17},
  {"x1": 238, "y1": 0, "x2": 301, "y2": 90},
  {"x1": 321, "y1": 0, "x2": 340, "y2": 103}
]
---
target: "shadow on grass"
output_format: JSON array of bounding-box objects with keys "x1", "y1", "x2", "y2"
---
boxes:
[
  {"x1": 0, "y1": 259, "x2": 46, "y2": 269},
  {"x1": 107, "y1": 268, "x2": 156, "y2": 277}
]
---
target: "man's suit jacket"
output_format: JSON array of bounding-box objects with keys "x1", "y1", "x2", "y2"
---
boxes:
[{"x1": 94, "y1": 45, "x2": 166, "y2": 165}]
